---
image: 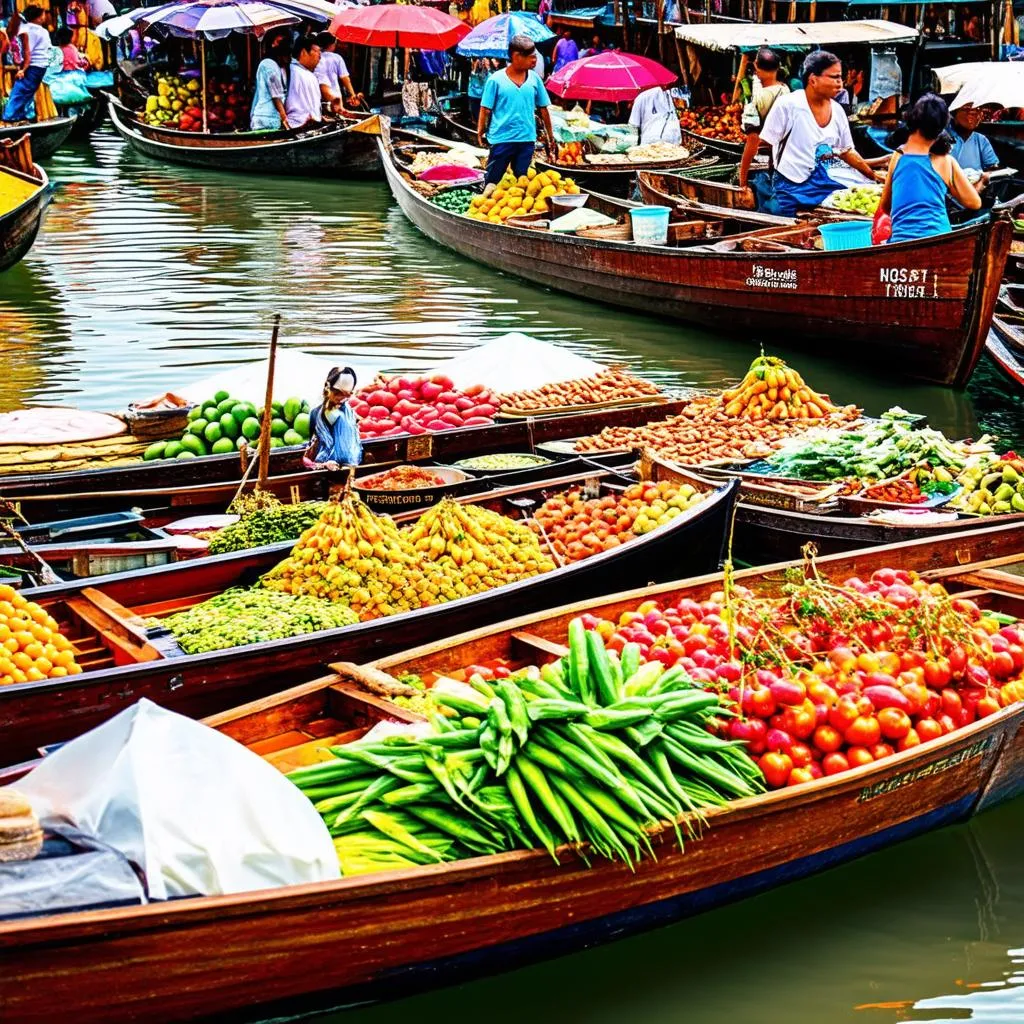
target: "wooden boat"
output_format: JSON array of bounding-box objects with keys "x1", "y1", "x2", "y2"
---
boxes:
[
  {"x1": 986, "y1": 317, "x2": 1024, "y2": 388},
  {"x1": 2, "y1": 524, "x2": 1023, "y2": 1023},
  {"x1": 435, "y1": 94, "x2": 480, "y2": 147},
  {"x1": 59, "y1": 93, "x2": 107, "y2": 139},
  {"x1": 680, "y1": 125, "x2": 745, "y2": 160},
  {"x1": 0, "y1": 457, "x2": 738, "y2": 764},
  {"x1": 107, "y1": 97, "x2": 384, "y2": 176},
  {"x1": 0, "y1": 398, "x2": 691, "y2": 523},
  {"x1": 0, "y1": 137, "x2": 52, "y2": 273},
  {"x1": 382, "y1": 135, "x2": 1013, "y2": 388},
  {"x1": 0, "y1": 115, "x2": 75, "y2": 160},
  {"x1": 639, "y1": 163, "x2": 757, "y2": 213},
  {"x1": 533, "y1": 145, "x2": 716, "y2": 200}
]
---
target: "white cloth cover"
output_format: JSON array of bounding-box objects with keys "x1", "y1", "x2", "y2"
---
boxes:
[{"x1": 17, "y1": 699, "x2": 339, "y2": 899}]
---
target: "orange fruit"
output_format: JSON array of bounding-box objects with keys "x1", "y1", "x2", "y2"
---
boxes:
[
  {"x1": 12, "y1": 652, "x2": 31, "y2": 670},
  {"x1": 29, "y1": 605, "x2": 48, "y2": 624},
  {"x1": 55, "y1": 650, "x2": 75, "y2": 668},
  {"x1": 25, "y1": 667, "x2": 44, "y2": 682},
  {"x1": 3, "y1": 637, "x2": 17, "y2": 654},
  {"x1": 14, "y1": 631, "x2": 33, "y2": 650},
  {"x1": 33, "y1": 657, "x2": 52, "y2": 675},
  {"x1": 23, "y1": 642, "x2": 42, "y2": 660},
  {"x1": 68, "y1": 663, "x2": 83, "y2": 675},
  {"x1": 49, "y1": 666, "x2": 67, "y2": 677}
]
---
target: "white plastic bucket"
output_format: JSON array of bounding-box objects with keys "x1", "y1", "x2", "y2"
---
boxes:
[{"x1": 630, "y1": 205, "x2": 671, "y2": 245}]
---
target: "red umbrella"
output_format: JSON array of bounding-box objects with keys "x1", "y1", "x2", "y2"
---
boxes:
[
  {"x1": 329, "y1": 4, "x2": 469, "y2": 49},
  {"x1": 546, "y1": 51, "x2": 676, "y2": 102}
]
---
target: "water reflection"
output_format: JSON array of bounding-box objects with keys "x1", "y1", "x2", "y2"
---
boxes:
[{"x1": 306, "y1": 799, "x2": 1024, "y2": 1024}]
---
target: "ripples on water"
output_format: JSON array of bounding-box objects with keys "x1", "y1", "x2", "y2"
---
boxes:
[{"x1": 0, "y1": 127, "x2": 1021, "y2": 448}]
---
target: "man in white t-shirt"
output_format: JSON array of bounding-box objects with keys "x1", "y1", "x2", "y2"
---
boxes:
[
  {"x1": 314, "y1": 32, "x2": 362, "y2": 113},
  {"x1": 758, "y1": 50, "x2": 880, "y2": 215},
  {"x1": 629, "y1": 84, "x2": 682, "y2": 146},
  {"x1": 285, "y1": 36, "x2": 323, "y2": 129},
  {"x1": 3, "y1": 6, "x2": 51, "y2": 123}
]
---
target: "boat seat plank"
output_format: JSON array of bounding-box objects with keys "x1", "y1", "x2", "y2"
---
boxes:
[
  {"x1": 63, "y1": 595, "x2": 161, "y2": 665},
  {"x1": 80, "y1": 587, "x2": 154, "y2": 645},
  {"x1": 945, "y1": 569, "x2": 1024, "y2": 597},
  {"x1": 131, "y1": 592, "x2": 222, "y2": 618},
  {"x1": 510, "y1": 630, "x2": 569, "y2": 663},
  {"x1": 328, "y1": 680, "x2": 425, "y2": 725},
  {"x1": 923, "y1": 553, "x2": 1024, "y2": 580}
]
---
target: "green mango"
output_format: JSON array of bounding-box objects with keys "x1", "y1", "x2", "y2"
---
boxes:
[
  {"x1": 994, "y1": 500, "x2": 1012, "y2": 513},
  {"x1": 1013, "y1": 493, "x2": 1024, "y2": 513},
  {"x1": 979, "y1": 502, "x2": 992, "y2": 515},
  {"x1": 1002, "y1": 465, "x2": 1020, "y2": 484},
  {"x1": 994, "y1": 483, "x2": 1015, "y2": 503}
]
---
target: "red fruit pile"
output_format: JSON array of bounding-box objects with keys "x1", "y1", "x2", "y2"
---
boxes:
[
  {"x1": 351, "y1": 374, "x2": 501, "y2": 440},
  {"x1": 176, "y1": 78, "x2": 246, "y2": 133},
  {"x1": 578, "y1": 566, "x2": 1024, "y2": 789}
]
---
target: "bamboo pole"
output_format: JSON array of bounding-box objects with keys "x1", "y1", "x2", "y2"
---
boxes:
[
  {"x1": 257, "y1": 314, "x2": 281, "y2": 489},
  {"x1": 201, "y1": 35, "x2": 209, "y2": 133}
]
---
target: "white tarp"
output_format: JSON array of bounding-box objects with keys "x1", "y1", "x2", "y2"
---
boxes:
[
  {"x1": 934, "y1": 62, "x2": 1024, "y2": 111},
  {"x1": 177, "y1": 350, "x2": 386, "y2": 407},
  {"x1": 17, "y1": 700, "x2": 339, "y2": 899},
  {"x1": 427, "y1": 333, "x2": 605, "y2": 392},
  {"x1": 675, "y1": 19, "x2": 918, "y2": 52}
]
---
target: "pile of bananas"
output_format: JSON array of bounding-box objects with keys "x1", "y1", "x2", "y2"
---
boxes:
[
  {"x1": 950, "y1": 457, "x2": 1024, "y2": 515},
  {"x1": 262, "y1": 498, "x2": 428, "y2": 619},
  {"x1": 721, "y1": 354, "x2": 840, "y2": 421},
  {"x1": 409, "y1": 498, "x2": 554, "y2": 592}
]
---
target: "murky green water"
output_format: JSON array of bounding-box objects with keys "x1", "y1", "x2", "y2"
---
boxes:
[{"x1": 3, "y1": 131, "x2": 1024, "y2": 1021}]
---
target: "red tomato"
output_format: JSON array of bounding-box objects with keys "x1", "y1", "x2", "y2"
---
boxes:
[
  {"x1": 788, "y1": 741, "x2": 814, "y2": 768},
  {"x1": 766, "y1": 728, "x2": 794, "y2": 753},
  {"x1": 940, "y1": 688, "x2": 963, "y2": 718},
  {"x1": 915, "y1": 717, "x2": 943, "y2": 742},
  {"x1": 846, "y1": 745, "x2": 875, "y2": 768},
  {"x1": 807, "y1": 679, "x2": 839, "y2": 707},
  {"x1": 828, "y1": 697, "x2": 861, "y2": 734},
  {"x1": 990, "y1": 651, "x2": 1016, "y2": 680},
  {"x1": 822, "y1": 752, "x2": 850, "y2": 776},
  {"x1": 759, "y1": 751, "x2": 793, "y2": 789},
  {"x1": 871, "y1": 742, "x2": 896, "y2": 761},
  {"x1": 948, "y1": 645, "x2": 968, "y2": 676},
  {"x1": 899, "y1": 681, "x2": 930, "y2": 715},
  {"x1": 844, "y1": 715, "x2": 882, "y2": 748},
  {"x1": 812, "y1": 724, "x2": 844, "y2": 754},
  {"x1": 897, "y1": 728, "x2": 921, "y2": 751},
  {"x1": 782, "y1": 703, "x2": 817, "y2": 741},
  {"x1": 877, "y1": 707, "x2": 912, "y2": 741},
  {"x1": 977, "y1": 695, "x2": 1001, "y2": 718},
  {"x1": 923, "y1": 659, "x2": 952, "y2": 690},
  {"x1": 936, "y1": 712, "x2": 957, "y2": 734},
  {"x1": 787, "y1": 766, "x2": 816, "y2": 787}
]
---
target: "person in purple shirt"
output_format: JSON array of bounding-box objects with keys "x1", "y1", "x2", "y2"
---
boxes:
[{"x1": 552, "y1": 31, "x2": 578, "y2": 72}]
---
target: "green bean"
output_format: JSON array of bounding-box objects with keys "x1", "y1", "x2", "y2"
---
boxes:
[
  {"x1": 585, "y1": 628, "x2": 618, "y2": 706},
  {"x1": 505, "y1": 763, "x2": 558, "y2": 859},
  {"x1": 516, "y1": 753, "x2": 580, "y2": 843}
]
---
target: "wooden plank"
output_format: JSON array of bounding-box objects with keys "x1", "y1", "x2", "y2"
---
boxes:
[
  {"x1": 63, "y1": 597, "x2": 160, "y2": 664},
  {"x1": 922, "y1": 553, "x2": 1024, "y2": 580},
  {"x1": 510, "y1": 631, "x2": 569, "y2": 662}
]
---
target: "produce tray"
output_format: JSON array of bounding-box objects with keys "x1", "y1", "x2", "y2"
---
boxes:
[
  {"x1": 837, "y1": 487, "x2": 960, "y2": 516},
  {"x1": 496, "y1": 394, "x2": 667, "y2": 419},
  {"x1": 449, "y1": 453, "x2": 554, "y2": 475},
  {"x1": 353, "y1": 467, "x2": 472, "y2": 514}
]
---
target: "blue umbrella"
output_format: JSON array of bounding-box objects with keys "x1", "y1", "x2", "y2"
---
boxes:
[{"x1": 456, "y1": 12, "x2": 554, "y2": 59}]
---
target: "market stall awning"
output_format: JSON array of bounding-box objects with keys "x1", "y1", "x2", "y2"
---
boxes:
[
  {"x1": 674, "y1": 19, "x2": 919, "y2": 52},
  {"x1": 933, "y1": 61, "x2": 1024, "y2": 109},
  {"x1": 549, "y1": 5, "x2": 614, "y2": 29}
]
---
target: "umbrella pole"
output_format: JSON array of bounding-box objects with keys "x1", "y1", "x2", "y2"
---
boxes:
[{"x1": 201, "y1": 35, "x2": 209, "y2": 134}]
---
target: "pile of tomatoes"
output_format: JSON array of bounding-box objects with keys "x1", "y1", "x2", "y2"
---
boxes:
[
  {"x1": 532, "y1": 480, "x2": 706, "y2": 562},
  {"x1": 579, "y1": 566, "x2": 1024, "y2": 788},
  {"x1": 677, "y1": 104, "x2": 745, "y2": 145}
]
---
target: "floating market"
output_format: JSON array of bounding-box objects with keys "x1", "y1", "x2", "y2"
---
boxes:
[{"x1": 2, "y1": 0, "x2": 1024, "y2": 1020}]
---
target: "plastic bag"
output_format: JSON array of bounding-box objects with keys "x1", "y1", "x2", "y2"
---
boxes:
[
  {"x1": 16, "y1": 699, "x2": 339, "y2": 899},
  {"x1": 44, "y1": 69, "x2": 93, "y2": 105},
  {"x1": 872, "y1": 207, "x2": 892, "y2": 245}
]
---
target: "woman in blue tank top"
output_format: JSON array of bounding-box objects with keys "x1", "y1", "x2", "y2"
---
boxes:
[{"x1": 878, "y1": 93, "x2": 982, "y2": 245}]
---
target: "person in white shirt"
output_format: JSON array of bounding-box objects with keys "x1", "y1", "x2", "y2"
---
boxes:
[
  {"x1": 314, "y1": 32, "x2": 362, "y2": 113},
  {"x1": 758, "y1": 50, "x2": 881, "y2": 216},
  {"x1": 629, "y1": 84, "x2": 682, "y2": 146},
  {"x1": 284, "y1": 36, "x2": 323, "y2": 129},
  {"x1": 3, "y1": 6, "x2": 50, "y2": 122}
]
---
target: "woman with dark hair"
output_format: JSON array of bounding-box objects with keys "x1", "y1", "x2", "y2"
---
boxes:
[
  {"x1": 878, "y1": 93, "x2": 981, "y2": 245},
  {"x1": 249, "y1": 39, "x2": 291, "y2": 130},
  {"x1": 302, "y1": 367, "x2": 363, "y2": 471},
  {"x1": 757, "y1": 50, "x2": 881, "y2": 216}
]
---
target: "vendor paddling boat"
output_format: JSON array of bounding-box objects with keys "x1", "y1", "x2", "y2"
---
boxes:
[
  {"x1": 0, "y1": 115, "x2": 75, "y2": 160},
  {"x1": 2, "y1": 524, "x2": 1024, "y2": 1023},
  {"x1": 382, "y1": 135, "x2": 1012, "y2": 388},
  {"x1": 108, "y1": 97, "x2": 385, "y2": 176},
  {"x1": 0, "y1": 398, "x2": 690, "y2": 523},
  {"x1": 0, "y1": 137, "x2": 53, "y2": 273},
  {"x1": 0, "y1": 456, "x2": 737, "y2": 764}
]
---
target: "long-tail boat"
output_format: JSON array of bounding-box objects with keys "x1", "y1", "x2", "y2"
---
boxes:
[
  {"x1": 0, "y1": 115, "x2": 75, "y2": 160},
  {"x1": 380, "y1": 135, "x2": 1012, "y2": 388},
  {"x1": 1, "y1": 523, "x2": 1022, "y2": 1023},
  {"x1": 107, "y1": 98, "x2": 384, "y2": 176},
  {"x1": 0, "y1": 136, "x2": 52, "y2": 273},
  {"x1": 987, "y1": 322, "x2": 1024, "y2": 389},
  {"x1": 0, "y1": 457, "x2": 738, "y2": 764},
  {"x1": 0, "y1": 398, "x2": 690, "y2": 523}
]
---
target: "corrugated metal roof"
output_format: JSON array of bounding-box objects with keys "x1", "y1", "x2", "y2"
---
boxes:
[{"x1": 674, "y1": 19, "x2": 919, "y2": 52}]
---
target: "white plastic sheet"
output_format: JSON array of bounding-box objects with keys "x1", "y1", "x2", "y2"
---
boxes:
[
  {"x1": 428, "y1": 334, "x2": 605, "y2": 393},
  {"x1": 17, "y1": 700, "x2": 339, "y2": 899}
]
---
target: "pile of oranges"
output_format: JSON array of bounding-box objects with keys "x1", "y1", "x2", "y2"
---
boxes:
[{"x1": 0, "y1": 585, "x2": 81, "y2": 685}]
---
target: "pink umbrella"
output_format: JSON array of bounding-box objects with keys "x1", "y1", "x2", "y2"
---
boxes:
[
  {"x1": 329, "y1": 3, "x2": 469, "y2": 49},
  {"x1": 546, "y1": 51, "x2": 676, "y2": 102}
]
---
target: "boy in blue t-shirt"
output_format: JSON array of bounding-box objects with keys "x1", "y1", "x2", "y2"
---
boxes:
[{"x1": 477, "y1": 34, "x2": 555, "y2": 187}]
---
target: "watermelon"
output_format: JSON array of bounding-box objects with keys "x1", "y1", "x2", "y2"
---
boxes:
[
  {"x1": 294, "y1": 412, "x2": 311, "y2": 439},
  {"x1": 270, "y1": 418, "x2": 288, "y2": 438},
  {"x1": 186, "y1": 406, "x2": 203, "y2": 422},
  {"x1": 176, "y1": 451, "x2": 197, "y2": 459}
]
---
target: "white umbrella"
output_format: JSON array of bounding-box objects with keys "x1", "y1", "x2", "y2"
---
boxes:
[{"x1": 933, "y1": 61, "x2": 1024, "y2": 111}]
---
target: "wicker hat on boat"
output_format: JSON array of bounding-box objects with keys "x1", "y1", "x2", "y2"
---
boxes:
[{"x1": 0, "y1": 789, "x2": 43, "y2": 862}]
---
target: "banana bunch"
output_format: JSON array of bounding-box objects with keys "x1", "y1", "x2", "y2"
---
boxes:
[
  {"x1": 950, "y1": 457, "x2": 1024, "y2": 516},
  {"x1": 722, "y1": 354, "x2": 839, "y2": 422}
]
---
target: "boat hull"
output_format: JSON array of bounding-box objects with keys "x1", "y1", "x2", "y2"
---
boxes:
[
  {"x1": 108, "y1": 99, "x2": 382, "y2": 176},
  {"x1": 0, "y1": 169, "x2": 51, "y2": 273},
  {"x1": 0, "y1": 117, "x2": 75, "y2": 160},
  {"x1": 0, "y1": 475, "x2": 738, "y2": 763},
  {"x1": 382, "y1": 140, "x2": 1011, "y2": 388},
  {"x1": 0, "y1": 701, "x2": 1019, "y2": 1024}
]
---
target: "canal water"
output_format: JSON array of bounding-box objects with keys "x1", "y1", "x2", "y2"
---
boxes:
[{"x1": 4, "y1": 130, "x2": 1024, "y2": 1022}]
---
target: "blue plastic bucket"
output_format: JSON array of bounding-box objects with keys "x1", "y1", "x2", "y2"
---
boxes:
[
  {"x1": 630, "y1": 205, "x2": 671, "y2": 245},
  {"x1": 818, "y1": 220, "x2": 873, "y2": 251}
]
